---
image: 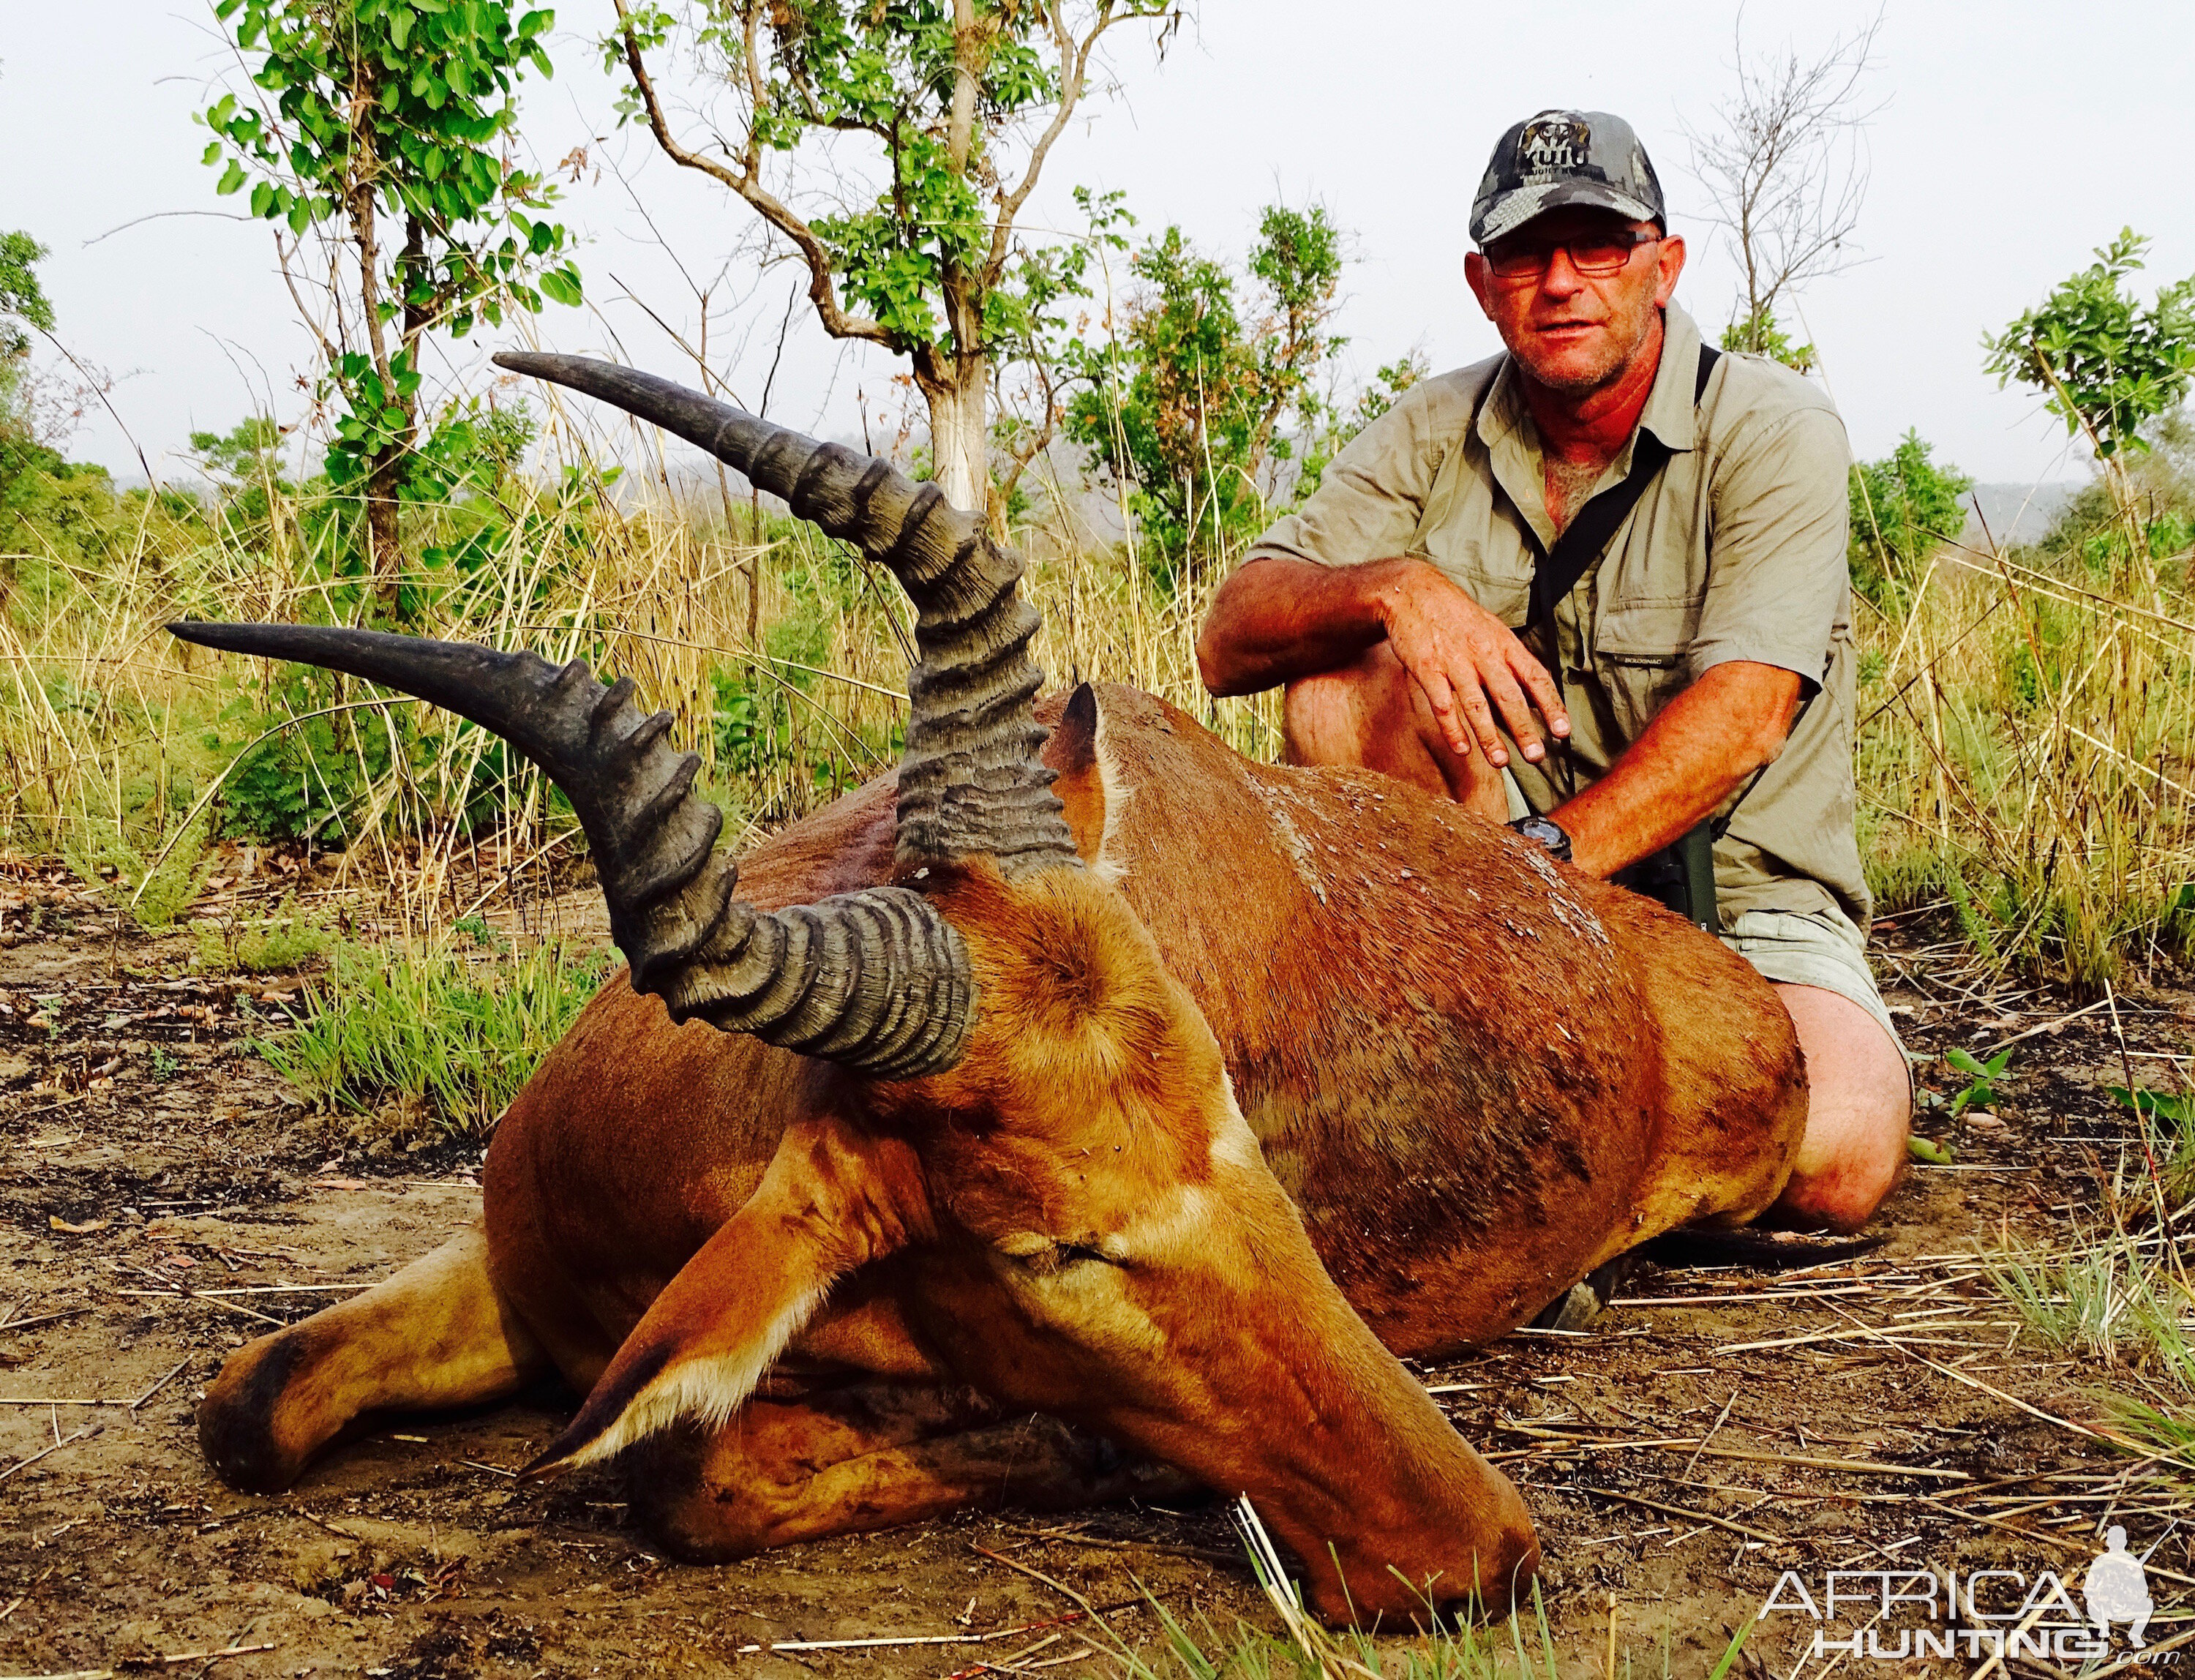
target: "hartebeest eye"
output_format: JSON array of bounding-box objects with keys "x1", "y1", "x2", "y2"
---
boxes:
[{"x1": 999, "y1": 1236, "x2": 1120, "y2": 1275}]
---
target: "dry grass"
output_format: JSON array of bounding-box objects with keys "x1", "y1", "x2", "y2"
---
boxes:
[
  {"x1": 1853, "y1": 524, "x2": 2195, "y2": 989},
  {"x1": 2, "y1": 408, "x2": 2189, "y2": 991}
]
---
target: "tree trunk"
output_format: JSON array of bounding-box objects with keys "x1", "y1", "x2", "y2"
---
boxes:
[
  {"x1": 920, "y1": 356, "x2": 988, "y2": 517},
  {"x1": 365, "y1": 451, "x2": 404, "y2": 613}
]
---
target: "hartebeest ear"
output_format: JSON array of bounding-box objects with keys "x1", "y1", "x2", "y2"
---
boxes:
[
  {"x1": 523, "y1": 1114, "x2": 930, "y2": 1477},
  {"x1": 1045, "y1": 683, "x2": 1128, "y2": 881}
]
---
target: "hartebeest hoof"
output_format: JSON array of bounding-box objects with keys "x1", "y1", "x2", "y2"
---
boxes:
[
  {"x1": 198, "y1": 1226, "x2": 547, "y2": 1496},
  {"x1": 198, "y1": 1328, "x2": 326, "y2": 1493}
]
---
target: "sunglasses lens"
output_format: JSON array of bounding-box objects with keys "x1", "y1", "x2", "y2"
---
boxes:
[
  {"x1": 1482, "y1": 234, "x2": 1646, "y2": 279},
  {"x1": 1568, "y1": 241, "x2": 1636, "y2": 274},
  {"x1": 1485, "y1": 243, "x2": 1547, "y2": 279}
]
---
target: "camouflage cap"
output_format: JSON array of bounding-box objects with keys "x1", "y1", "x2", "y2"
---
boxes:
[{"x1": 1470, "y1": 110, "x2": 1665, "y2": 246}]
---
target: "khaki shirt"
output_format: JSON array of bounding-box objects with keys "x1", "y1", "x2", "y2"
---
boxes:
[{"x1": 1245, "y1": 303, "x2": 1869, "y2": 931}]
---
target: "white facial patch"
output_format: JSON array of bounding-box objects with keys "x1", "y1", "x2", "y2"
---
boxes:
[
  {"x1": 1209, "y1": 1070, "x2": 1266, "y2": 1175},
  {"x1": 1091, "y1": 702, "x2": 1133, "y2": 887}
]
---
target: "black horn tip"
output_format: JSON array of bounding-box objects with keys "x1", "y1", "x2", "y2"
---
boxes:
[
  {"x1": 493, "y1": 350, "x2": 564, "y2": 378},
  {"x1": 167, "y1": 620, "x2": 308, "y2": 659}
]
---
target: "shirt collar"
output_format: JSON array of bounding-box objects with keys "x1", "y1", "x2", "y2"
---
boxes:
[{"x1": 1639, "y1": 301, "x2": 1706, "y2": 457}]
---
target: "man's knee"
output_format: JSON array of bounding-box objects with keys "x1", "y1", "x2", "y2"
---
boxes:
[
  {"x1": 1283, "y1": 645, "x2": 1503, "y2": 811},
  {"x1": 1280, "y1": 671, "x2": 1361, "y2": 769},
  {"x1": 1281, "y1": 645, "x2": 1406, "y2": 771},
  {"x1": 1772, "y1": 983, "x2": 1910, "y2": 1232}
]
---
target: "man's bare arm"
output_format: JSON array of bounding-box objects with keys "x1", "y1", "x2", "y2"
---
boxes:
[
  {"x1": 1198, "y1": 557, "x2": 1570, "y2": 768},
  {"x1": 1551, "y1": 661, "x2": 1802, "y2": 877}
]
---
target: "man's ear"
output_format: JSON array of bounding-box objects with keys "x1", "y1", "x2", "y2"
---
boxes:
[
  {"x1": 1044, "y1": 682, "x2": 1122, "y2": 875},
  {"x1": 1653, "y1": 233, "x2": 1686, "y2": 308},
  {"x1": 1463, "y1": 249, "x2": 1496, "y2": 320},
  {"x1": 523, "y1": 1114, "x2": 928, "y2": 1477}
]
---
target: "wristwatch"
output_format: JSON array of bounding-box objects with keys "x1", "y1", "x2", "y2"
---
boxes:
[{"x1": 1507, "y1": 814, "x2": 1573, "y2": 863}]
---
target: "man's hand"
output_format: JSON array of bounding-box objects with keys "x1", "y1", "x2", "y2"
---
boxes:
[
  {"x1": 1198, "y1": 556, "x2": 1569, "y2": 770},
  {"x1": 1373, "y1": 560, "x2": 1569, "y2": 768}
]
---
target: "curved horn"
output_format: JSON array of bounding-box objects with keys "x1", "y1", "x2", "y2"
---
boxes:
[
  {"x1": 165, "y1": 623, "x2": 972, "y2": 1080},
  {"x1": 492, "y1": 351, "x2": 1080, "y2": 880}
]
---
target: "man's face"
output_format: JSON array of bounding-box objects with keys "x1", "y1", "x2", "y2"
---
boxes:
[{"x1": 1463, "y1": 209, "x2": 1686, "y2": 396}]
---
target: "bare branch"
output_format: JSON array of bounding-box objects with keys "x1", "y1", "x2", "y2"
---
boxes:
[
  {"x1": 985, "y1": 2, "x2": 1160, "y2": 290},
  {"x1": 612, "y1": 0, "x2": 893, "y2": 350},
  {"x1": 1684, "y1": 10, "x2": 1885, "y2": 339}
]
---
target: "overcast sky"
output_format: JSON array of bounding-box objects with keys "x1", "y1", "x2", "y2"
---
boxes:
[{"x1": 7, "y1": 0, "x2": 2193, "y2": 492}]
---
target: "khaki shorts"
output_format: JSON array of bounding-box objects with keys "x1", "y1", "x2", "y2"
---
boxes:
[{"x1": 1722, "y1": 906, "x2": 1909, "y2": 1071}]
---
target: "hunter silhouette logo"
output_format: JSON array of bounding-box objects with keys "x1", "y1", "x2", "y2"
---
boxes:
[
  {"x1": 1519, "y1": 117, "x2": 1591, "y2": 175},
  {"x1": 2086, "y1": 1526, "x2": 2155, "y2": 1648}
]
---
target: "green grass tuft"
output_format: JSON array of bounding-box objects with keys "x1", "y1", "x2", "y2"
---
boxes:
[
  {"x1": 255, "y1": 936, "x2": 615, "y2": 1136},
  {"x1": 63, "y1": 817, "x2": 213, "y2": 931},
  {"x1": 194, "y1": 891, "x2": 337, "y2": 974}
]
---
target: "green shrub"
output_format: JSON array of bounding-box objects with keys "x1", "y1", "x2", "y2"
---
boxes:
[
  {"x1": 63, "y1": 817, "x2": 212, "y2": 931},
  {"x1": 195, "y1": 893, "x2": 337, "y2": 974},
  {"x1": 1847, "y1": 430, "x2": 1973, "y2": 610}
]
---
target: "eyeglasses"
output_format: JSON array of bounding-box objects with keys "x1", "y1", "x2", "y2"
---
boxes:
[{"x1": 1480, "y1": 229, "x2": 1661, "y2": 280}]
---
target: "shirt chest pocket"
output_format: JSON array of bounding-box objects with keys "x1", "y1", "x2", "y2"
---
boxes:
[
  {"x1": 1594, "y1": 597, "x2": 1701, "y2": 731},
  {"x1": 1417, "y1": 533, "x2": 1534, "y2": 629}
]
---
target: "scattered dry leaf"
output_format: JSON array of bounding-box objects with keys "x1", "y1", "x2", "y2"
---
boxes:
[{"x1": 48, "y1": 1216, "x2": 108, "y2": 1234}]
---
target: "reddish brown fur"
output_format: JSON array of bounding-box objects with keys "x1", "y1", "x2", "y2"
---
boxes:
[{"x1": 200, "y1": 683, "x2": 1804, "y2": 1625}]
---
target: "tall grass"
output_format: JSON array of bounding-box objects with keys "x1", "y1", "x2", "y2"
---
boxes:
[
  {"x1": 1853, "y1": 518, "x2": 2195, "y2": 988},
  {"x1": 3, "y1": 402, "x2": 2190, "y2": 988},
  {"x1": 0, "y1": 416, "x2": 1283, "y2": 932}
]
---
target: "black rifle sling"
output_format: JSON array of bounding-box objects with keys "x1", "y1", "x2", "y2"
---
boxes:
[
  {"x1": 1514, "y1": 343, "x2": 1726, "y2": 930},
  {"x1": 1521, "y1": 344, "x2": 1720, "y2": 640}
]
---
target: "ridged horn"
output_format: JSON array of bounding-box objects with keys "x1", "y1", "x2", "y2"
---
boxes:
[
  {"x1": 492, "y1": 351, "x2": 1081, "y2": 880},
  {"x1": 164, "y1": 623, "x2": 972, "y2": 1080}
]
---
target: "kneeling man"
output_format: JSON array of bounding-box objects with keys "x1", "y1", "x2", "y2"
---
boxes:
[{"x1": 1197, "y1": 110, "x2": 1907, "y2": 1231}]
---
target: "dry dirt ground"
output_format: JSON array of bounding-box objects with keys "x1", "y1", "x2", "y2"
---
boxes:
[{"x1": 4, "y1": 856, "x2": 2194, "y2": 1679}]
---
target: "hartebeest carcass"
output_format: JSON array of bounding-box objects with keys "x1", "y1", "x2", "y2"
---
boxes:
[{"x1": 181, "y1": 353, "x2": 1806, "y2": 1626}]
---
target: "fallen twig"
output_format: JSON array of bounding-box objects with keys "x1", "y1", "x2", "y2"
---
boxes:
[
  {"x1": 132, "y1": 1358, "x2": 190, "y2": 1412},
  {"x1": 729, "y1": 1597, "x2": 1138, "y2": 1656},
  {"x1": 0, "y1": 1309, "x2": 91, "y2": 1335},
  {"x1": 1680, "y1": 1390, "x2": 1738, "y2": 1485},
  {"x1": 1575, "y1": 1484, "x2": 1780, "y2": 1546},
  {"x1": 0, "y1": 1424, "x2": 98, "y2": 1485}
]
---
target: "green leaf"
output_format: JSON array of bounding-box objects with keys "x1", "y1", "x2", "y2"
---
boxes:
[
  {"x1": 216, "y1": 160, "x2": 247, "y2": 196},
  {"x1": 1946, "y1": 1047, "x2": 1989, "y2": 1076},
  {"x1": 249, "y1": 180, "x2": 277, "y2": 219},
  {"x1": 2110, "y1": 1086, "x2": 2195, "y2": 1125},
  {"x1": 1907, "y1": 1136, "x2": 1956, "y2": 1166},
  {"x1": 200, "y1": 138, "x2": 223, "y2": 167},
  {"x1": 538, "y1": 265, "x2": 582, "y2": 307}
]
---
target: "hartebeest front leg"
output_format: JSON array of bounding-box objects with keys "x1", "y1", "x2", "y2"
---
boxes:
[
  {"x1": 625, "y1": 1383, "x2": 1199, "y2": 1561},
  {"x1": 199, "y1": 1222, "x2": 551, "y2": 1493}
]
